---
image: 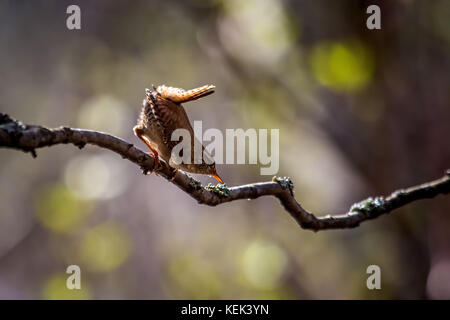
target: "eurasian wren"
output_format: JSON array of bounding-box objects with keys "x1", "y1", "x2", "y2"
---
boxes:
[{"x1": 133, "y1": 84, "x2": 223, "y2": 183}]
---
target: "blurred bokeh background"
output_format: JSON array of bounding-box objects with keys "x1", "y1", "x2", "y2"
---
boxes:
[{"x1": 0, "y1": 0, "x2": 449, "y2": 299}]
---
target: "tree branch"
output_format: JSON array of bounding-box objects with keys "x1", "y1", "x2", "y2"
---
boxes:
[{"x1": 1, "y1": 113, "x2": 449, "y2": 232}]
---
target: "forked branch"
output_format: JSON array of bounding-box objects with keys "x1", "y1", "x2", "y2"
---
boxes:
[{"x1": 1, "y1": 113, "x2": 449, "y2": 232}]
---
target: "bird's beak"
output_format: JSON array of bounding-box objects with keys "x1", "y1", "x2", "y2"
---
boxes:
[{"x1": 211, "y1": 173, "x2": 224, "y2": 184}]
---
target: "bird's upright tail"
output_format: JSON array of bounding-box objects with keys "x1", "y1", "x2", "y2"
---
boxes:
[{"x1": 156, "y1": 84, "x2": 215, "y2": 104}]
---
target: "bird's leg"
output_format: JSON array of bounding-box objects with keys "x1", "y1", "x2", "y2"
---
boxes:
[{"x1": 133, "y1": 126, "x2": 162, "y2": 171}]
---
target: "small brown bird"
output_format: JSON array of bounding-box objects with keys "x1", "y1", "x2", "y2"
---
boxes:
[{"x1": 133, "y1": 84, "x2": 223, "y2": 183}]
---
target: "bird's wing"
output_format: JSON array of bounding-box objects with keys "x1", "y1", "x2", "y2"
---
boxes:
[
  {"x1": 161, "y1": 100, "x2": 214, "y2": 164},
  {"x1": 149, "y1": 96, "x2": 183, "y2": 150}
]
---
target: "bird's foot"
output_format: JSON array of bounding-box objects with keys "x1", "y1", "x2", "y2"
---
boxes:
[
  {"x1": 145, "y1": 152, "x2": 162, "y2": 175},
  {"x1": 169, "y1": 169, "x2": 179, "y2": 182}
]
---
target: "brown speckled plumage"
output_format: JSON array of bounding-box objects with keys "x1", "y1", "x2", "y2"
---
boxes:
[{"x1": 133, "y1": 85, "x2": 223, "y2": 183}]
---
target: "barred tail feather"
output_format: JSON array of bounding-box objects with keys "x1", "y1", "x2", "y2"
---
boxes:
[{"x1": 156, "y1": 84, "x2": 215, "y2": 104}]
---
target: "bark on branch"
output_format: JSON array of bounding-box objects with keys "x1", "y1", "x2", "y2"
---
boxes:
[{"x1": 1, "y1": 113, "x2": 449, "y2": 232}]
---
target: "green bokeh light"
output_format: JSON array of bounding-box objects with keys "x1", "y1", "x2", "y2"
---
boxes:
[
  {"x1": 35, "y1": 184, "x2": 92, "y2": 234},
  {"x1": 78, "y1": 222, "x2": 132, "y2": 273},
  {"x1": 42, "y1": 273, "x2": 91, "y2": 300},
  {"x1": 167, "y1": 254, "x2": 222, "y2": 299},
  {"x1": 241, "y1": 240, "x2": 287, "y2": 290},
  {"x1": 310, "y1": 40, "x2": 375, "y2": 92}
]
